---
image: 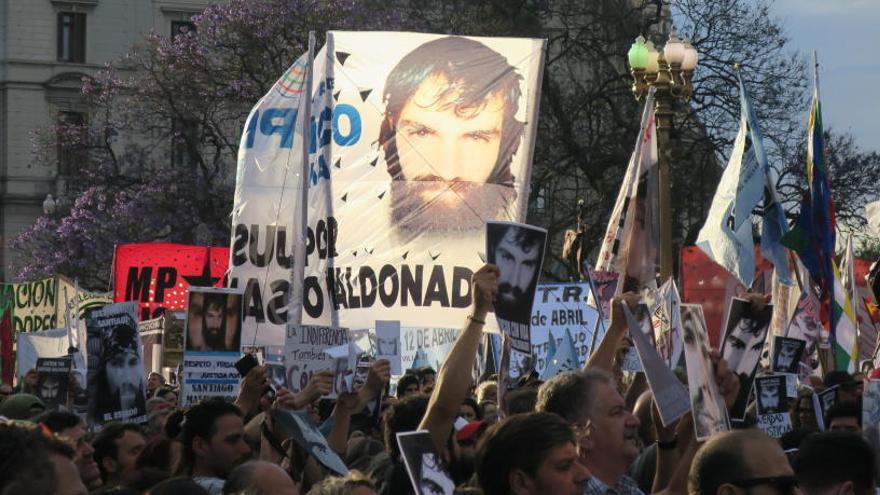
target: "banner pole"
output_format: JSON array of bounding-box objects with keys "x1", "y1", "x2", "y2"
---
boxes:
[{"x1": 290, "y1": 32, "x2": 317, "y2": 330}]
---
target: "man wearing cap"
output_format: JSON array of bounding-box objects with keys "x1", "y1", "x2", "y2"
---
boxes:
[
  {"x1": 825, "y1": 370, "x2": 862, "y2": 404},
  {"x1": 0, "y1": 392, "x2": 45, "y2": 419}
]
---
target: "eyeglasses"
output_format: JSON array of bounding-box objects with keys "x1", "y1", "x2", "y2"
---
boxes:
[{"x1": 729, "y1": 475, "x2": 798, "y2": 495}]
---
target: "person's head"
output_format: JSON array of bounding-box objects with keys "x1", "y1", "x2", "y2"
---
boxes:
[
  {"x1": 92, "y1": 422, "x2": 146, "y2": 486},
  {"x1": 397, "y1": 374, "x2": 421, "y2": 399},
  {"x1": 477, "y1": 412, "x2": 590, "y2": 495},
  {"x1": 0, "y1": 382, "x2": 12, "y2": 401},
  {"x1": 791, "y1": 388, "x2": 818, "y2": 430},
  {"x1": 0, "y1": 421, "x2": 59, "y2": 494},
  {"x1": 182, "y1": 398, "x2": 251, "y2": 479},
  {"x1": 476, "y1": 380, "x2": 498, "y2": 405},
  {"x1": 36, "y1": 410, "x2": 103, "y2": 490},
  {"x1": 0, "y1": 392, "x2": 45, "y2": 419},
  {"x1": 101, "y1": 321, "x2": 143, "y2": 409},
  {"x1": 825, "y1": 402, "x2": 861, "y2": 433},
  {"x1": 223, "y1": 460, "x2": 298, "y2": 495},
  {"x1": 418, "y1": 367, "x2": 437, "y2": 393},
  {"x1": 379, "y1": 36, "x2": 524, "y2": 233},
  {"x1": 536, "y1": 369, "x2": 640, "y2": 476},
  {"x1": 503, "y1": 386, "x2": 538, "y2": 416},
  {"x1": 688, "y1": 429, "x2": 796, "y2": 495},
  {"x1": 306, "y1": 470, "x2": 377, "y2": 495},
  {"x1": 491, "y1": 226, "x2": 543, "y2": 318},
  {"x1": 724, "y1": 316, "x2": 767, "y2": 376},
  {"x1": 383, "y1": 394, "x2": 429, "y2": 459},
  {"x1": 147, "y1": 372, "x2": 165, "y2": 393},
  {"x1": 794, "y1": 432, "x2": 875, "y2": 495},
  {"x1": 460, "y1": 397, "x2": 482, "y2": 422},
  {"x1": 156, "y1": 386, "x2": 178, "y2": 404}
]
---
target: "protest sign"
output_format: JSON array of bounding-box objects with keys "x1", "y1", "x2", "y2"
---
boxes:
[
  {"x1": 681, "y1": 303, "x2": 730, "y2": 440},
  {"x1": 862, "y1": 380, "x2": 880, "y2": 456},
  {"x1": 163, "y1": 312, "x2": 185, "y2": 369},
  {"x1": 785, "y1": 288, "x2": 823, "y2": 380},
  {"x1": 755, "y1": 375, "x2": 792, "y2": 438},
  {"x1": 720, "y1": 298, "x2": 773, "y2": 420},
  {"x1": 11, "y1": 277, "x2": 60, "y2": 332},
  {"x1": 587, "y1": 270, "x2": 619, "y2": 321},
  {"x1": 648, "y1": 279, "x2": 685, "y2": 369},
  {"x1": 486, "y1": 221, "x2": 547, "y2": 354},
  {"x1": 113, "y1": 243, "x2": 229, "y2": 323},
  {"x1": 0, "y1": 284, "x2": 12, "y2": 383},
  {"x1": 36, "y1": 357, "x2": 71, "y2": 410},
  {"x1": 56, "y1": 276, "x2": 112, "y2": 335},
  {"x1": 401, "y1": 327, "x2": 460, "y2": 373},
  {"x1": 526, "y1": 282, "x2": 598, "y2": 377},
  {"x1": 814, "y1": 386, "x2": 838, "y2": 431},
  {"x1": 85, "y1": 301, "x2": 147, "y2": 425},
  {"x1": 138, "y1": 316, "x2": 164, "y2": 375},
  {"x1": 16, "y1": 327, "x2": 69, "y2": 378},
  {"x1": 230, "y1": 32, "x2": 545, "y2": 342},
  {"x1": 376, "y1": 320, "x2": 402, "y2": 375},
  {"x1": 397, "y1": 430, "x2": 456, "y2": 495},
  {"x1": 180, "y1": 288, "x2": 243, "y2": 407},
  {"x1": 285, "y1": 325, "x2": 349, "y2": 398},
  {"x1": 771, "y1": 336, "x2": 806, "y2": 375},
  {"x1": 625, "y1": 305, "x2": 690, "y2": 427},
  {"x1": 272, "y1": 408, "x2": 348, "y2": 476}
]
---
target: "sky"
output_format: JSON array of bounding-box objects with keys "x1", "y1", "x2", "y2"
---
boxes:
[{"x1": 770, "y1": 0, "x2": 880, "y2": 152}]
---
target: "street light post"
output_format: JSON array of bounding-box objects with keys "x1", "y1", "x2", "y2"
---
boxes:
[{"x1": 627, "y1": 33, "x2": 698, "y2": 282}]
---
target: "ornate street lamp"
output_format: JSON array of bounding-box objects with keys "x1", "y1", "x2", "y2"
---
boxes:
[{"x1": 627, "y1": 32, "x2": 699, "y2": 281}]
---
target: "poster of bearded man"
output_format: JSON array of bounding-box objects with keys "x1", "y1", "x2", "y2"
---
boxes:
[
  {"x1": 230, "y1": 32, "x2": 546, "y2": 345},
  {"x1": 86, "y1": 301, "x2": 147, "y2": 426}
]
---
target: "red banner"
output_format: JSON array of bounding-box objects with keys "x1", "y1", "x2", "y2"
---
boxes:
[{"x1": 113, "y1": 243, "x2": 229, "y2": 322}]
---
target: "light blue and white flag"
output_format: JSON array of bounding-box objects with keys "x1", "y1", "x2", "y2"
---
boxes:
[{"x1": 697, "y1": 75, "x2": 792, "y2": 286}]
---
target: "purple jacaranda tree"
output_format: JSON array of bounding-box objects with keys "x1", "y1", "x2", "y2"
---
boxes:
[{"x1": 13, "y1": 0, "x2": 405, "y2": 289}]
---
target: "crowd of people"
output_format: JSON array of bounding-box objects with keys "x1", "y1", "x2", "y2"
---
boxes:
[{"x1": 1, "y1": 264, "x2": 877, "y2": 495}]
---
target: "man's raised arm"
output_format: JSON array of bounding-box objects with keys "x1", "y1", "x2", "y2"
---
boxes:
[{"x1": 419, "y1": 264, "x2": 498, "y2": 454}]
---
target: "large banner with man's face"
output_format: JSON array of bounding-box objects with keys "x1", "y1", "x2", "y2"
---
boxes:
[{"x1": 231, "y1": 32, "x2": 545, "y2": 344}]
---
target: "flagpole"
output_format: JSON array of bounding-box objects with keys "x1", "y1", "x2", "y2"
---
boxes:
[{"x1": 290, "y1": 32, "x2": 316, "y2": 331}]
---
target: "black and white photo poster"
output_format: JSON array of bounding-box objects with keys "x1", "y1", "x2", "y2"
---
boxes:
[
  {"x1": 376, "y1": 320, "x2": 402, "y2": 375},
  {"x1": 397, "y1": 430, "x2": 456, "y2": 495},
  {"x1": 720, "y1": 298, "x2": 773, "y2": 420},
  {"x1": 771, "y1": 336, "x2": 806, "y2": 375},
  {"x1": 486, "y1": 221, "x2": 547, "y2": 354},
  {"x1": 681, "y1": 304, "x2": 730, "y2": 440},
  {"x1": 86, "y1": 301, "x2": 147, "y2": 426},
  {"x1": 36, "y1": 357, "x2": 71, "y2": 411},
  {"x1": 755, "y1": 375, "x2": 792, "y2": 438}
]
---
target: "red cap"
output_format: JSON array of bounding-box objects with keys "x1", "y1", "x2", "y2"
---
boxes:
[{"x1": 456, "y1": 420, "x2": 488, "y2": 443}]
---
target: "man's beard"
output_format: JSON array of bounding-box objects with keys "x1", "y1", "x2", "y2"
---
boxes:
[
  {"x1": 390, "y1": 177, "x2": 516, "y2": 234},
  {"x1": 204, "y1": 326, "x2": 224, "y2": 348}
]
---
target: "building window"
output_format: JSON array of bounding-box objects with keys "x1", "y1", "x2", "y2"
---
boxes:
[
  {"x1": 57, "y1": 111, "x2": 87, "y2": 176},
  {"x1": 172, "y1": 20, "x2": 196, "y2": 39},
  {"x1": 57, "y1": 12, "x2": 86, "y2": 63}
]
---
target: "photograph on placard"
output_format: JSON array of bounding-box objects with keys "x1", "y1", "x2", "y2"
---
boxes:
[
  {"x1": 185, "y1": 288, "x2": 243, "y2": 352},
  {"x1": 376, "y1": 320, "x2": 403, "y2": 375},
  {"x1": 720, "y1": 298, "x2": 773, "y2": 419},
  {"x1": 681, "y1": 304, "x2": 730, "y2": 440},
  {"x1": 397, "y1": 430, "x2": 456, "y2": 495},
  {"x1": 755, "y1": 375, "x2": 788, "y2": 415},
  {"x1": 771, "y1": 336, "x2": 806, "y2": 375},
  {"x1": 486, "y1": 221, "x2": 547, "y2": 354},
  {"x1": 36, "y1": 357, "x2": 71, "y2": 411}
]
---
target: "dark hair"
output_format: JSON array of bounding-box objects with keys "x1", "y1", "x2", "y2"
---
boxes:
[
  {"x1": 397, "y1": 374, "x2": 421, "y2": 397},
  {"x1": 504, "y1": 387, "x2": 538, "y2": 416},
  {"x1": 794, "y1": 432, "x2": 876, "y2": 494},
  {"x1": 33, "y1": 410, "x2": 82, "y2": 433},
  {"x1": 488, "y1": 225, "x2": 544, "y2": 262},
  {"x1": 0, "y1": 423, "x2": 61, "y2": 494},
  {"x1": 164, "y1": 409, "x2": 185, "y2": 439},
  {"x1": 688, "y1": 430, "x2": 768, "y2": 494},
  {"x1": 825, "y1": 401, "x2": 862, "y2": 428},
  {"x1": 92, "y1": 422, "x2": 144, "y2": 481},
  {"x1": 136, "y1": 436, "x2": 175, "y2": 472},
  {"x1": 461, "y1": 397, "x2": 483, "y2": 420},
  {"x1": 535, "y1": 369, "x2": 611, "y2": 423},
  {"x1": 156, "y1": 387, "x2": 176, "y2": 400},
  {"x1": 149, "y1": 476, "x2": 210, "y2": 495},
  {"x1": 383, "y1": 394, "x2": 429, "y2": 459},
  {"x1": 417, "y1": 367, "x2": 437, "y2": 382},
  {"x1": 181, "y1": 398, "x2": 242, "y2": 472},
  {"x1": 379, "y1": 36, "x2": 525, "y2": 185},
  {"x1": 476, "y1": 412, "x2": 577, "y2": 495}
]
